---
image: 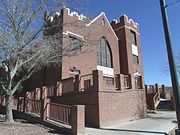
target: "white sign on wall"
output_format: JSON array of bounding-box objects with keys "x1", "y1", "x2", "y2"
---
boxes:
[
  {"x1": 97, "y1": 65, "x2": 114, "y2": 77},
  {"x1": 132, "y1": 44, "x2": 138, "y2": 56}
]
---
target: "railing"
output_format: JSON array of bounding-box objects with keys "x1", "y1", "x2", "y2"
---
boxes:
[
  {"x1": 0, "y1": 96, "x2": 84, "y2": 134},
  {"x1": 46, "y1": 86, "x2": 57, "y2": 97},
  {"x1": 79, "y1": 73, "x2": 93, "y2": 91},
  {"x1": 145, "y1": 84, "x2": 163, "y2": 109},
  {"x1": 146, "y1": 85, "x2": 155, "y2": 93},
  {"x1": 26, "y1": 99, "x2": 42, "y2": 115},
  {"x1": 62, "y1": 77, "x2": 74, "y2": 94},
  {"x1": 102, "y1": 77, "x2": 115, "y2": 89},
  {"x1": 48, "y1": 102, "x2": 71, "y2": 125}
]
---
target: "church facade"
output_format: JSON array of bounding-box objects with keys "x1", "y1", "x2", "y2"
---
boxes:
[{"x1": 25, "y1": 8, "x2": 146, "y2": 127}]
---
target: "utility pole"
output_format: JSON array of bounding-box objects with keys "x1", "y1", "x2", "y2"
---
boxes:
[{"x1": 159, "y1": 0, "x2": 180, "y2": 134}]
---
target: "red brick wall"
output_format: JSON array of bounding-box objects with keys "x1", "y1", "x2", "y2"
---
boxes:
[
  {"x1": 111, "y1": 15, "x2": 144, "y2": 79},
  {"x1": 71, "y1": 105, "x2": 85, "y2": 135},
  {"x1": 23, "y1": 9, "x2": 147, "y2": 128},
  {"x1": 50, "y1": 88, "x2": 99, "y2": 127},
  {"x1": 98, "y1": 89, "x2": 147, "y2": 127},
  {"x1": 61, "y1": 8, "x2": 120, "y2": 79}
]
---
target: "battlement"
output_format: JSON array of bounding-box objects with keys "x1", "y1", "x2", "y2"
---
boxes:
[
  {"x1": 111, "y1": 14, "x2": 139, "y2": 30},
  {"x1": 44, "y1": 8, "x2": 89, "y2": 27},
  {"x1": 65, "y1": 8, "x2": 87, "y2": 21},
  {"x1": 123, "y1": 14, "x2": 139, "y2": 28}
]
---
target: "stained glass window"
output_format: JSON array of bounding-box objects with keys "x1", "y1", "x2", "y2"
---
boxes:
[{"x1": 97, "y1": 38, "x2": 112, "y2": 68}]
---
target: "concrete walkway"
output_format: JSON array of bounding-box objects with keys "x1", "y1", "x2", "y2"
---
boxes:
[{"x1": 85, "y1": 111, "x2": 177, "y2": 135}]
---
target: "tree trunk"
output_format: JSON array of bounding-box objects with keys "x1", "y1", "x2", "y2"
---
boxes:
[{"x1": 5, "y1": 95, "x2": 14, "y2": 123}]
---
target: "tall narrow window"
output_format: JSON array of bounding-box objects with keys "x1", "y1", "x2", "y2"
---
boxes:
[
  {"x1": 97, "y1": 38, "x2": 112, "y2": 68},
  {"x1": 133, "y1": 55, "x2": 139, "y2": 64},
  {"x1": 131, "y1": 31, "x2": 137, "y2": 45}
]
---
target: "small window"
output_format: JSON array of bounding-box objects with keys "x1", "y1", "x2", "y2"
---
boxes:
[
  {"x1": 133, "y1": 55, "x2": 139, "y2": 64},
  {"x1": 69, "y1": 36, "x2": 81, "y2": 53},
  {"x1": 131, "y1": 31, "x2": 137, "y2": 45},
  {"x1": 102, "y1": 18, "x2": 105, "y2": 26}
]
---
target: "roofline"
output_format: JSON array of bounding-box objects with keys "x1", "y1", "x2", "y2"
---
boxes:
[{"x1": 86, "y1": 12, "x2": 118, "y2": 40}]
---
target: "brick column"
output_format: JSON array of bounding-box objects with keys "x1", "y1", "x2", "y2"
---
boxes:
[
  {"x1": 23, "y1": 94, "x2": 26, "y2": 113},
  {"x1": 98, "y1": 71, "x2": 103, "y2": 91},
  {"x1": 93, "y1": 70, "x2": 100, "y2": 91},
  {"x1": 129, "y1": 74, "x2": 132, "y2": 89},
  {"x1": 71, "y1": 105, "x2": 85, "y2": 135},
  {"x1": 115, "y1": 74, "x2": 121, "y2": 90},
  {"x1": 152, "y1": 85, "x2": 155, "y2": 93},
  {"x1": 56, "y1": 82, "x2": 62, "y2": 96},
  {"x1": 139, "y1": 76, "x2": 143, "y2": 89},
  {"x1": 120, "y1": 74, "x2": 125, "y2": 90},
  {"x1": 42, "y1": 98, "x2": 50, "y2": 120},
  {"x1": 42, "y1": 86, "x2": 48, "y2": 98},
  {"x1": 74, "y1": 74, "x2": 79, "y2": 92},
  {"x1": 145, "y1": 85, "x2": 148, "y2": 93},
  {"x1": 162, "y1": 85, "x2": 165, "y2": 94},
  {"x1": 155, "y1": 84, "x2": 159, "y2": 93},
  {"x1": 35, "y1": 88, "x2": 40, "y2": 100}
]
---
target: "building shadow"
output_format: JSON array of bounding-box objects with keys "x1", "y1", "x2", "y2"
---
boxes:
[{"x1": 0, "y1": 106, "x2": 71, "y2": 135}]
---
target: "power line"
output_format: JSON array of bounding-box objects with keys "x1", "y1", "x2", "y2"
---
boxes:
[{"x1": 166, "y1": 0, "x2": 180, "y2": 7}]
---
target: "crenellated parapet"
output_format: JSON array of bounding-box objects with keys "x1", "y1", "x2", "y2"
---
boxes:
[
  {"x1": 122, "y1": 14, "x2": 139, "y2": 28},
  {"x1": 44, "y1": 8, "x2": 89, "y2": 27},
  {"x1": 111, "y1": 14, "x2": 139, "y2": 33},
  {"x1": 65, "y1": 8, "x2": 87, "y2": 21},
  {"x1": 44, "y1": 8, "x2": 90, "y2": 36}
]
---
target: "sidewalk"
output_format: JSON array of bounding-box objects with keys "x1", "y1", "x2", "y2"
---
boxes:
[{"x1": 85, "y1": 111, "x2": 177, "y2": 135}]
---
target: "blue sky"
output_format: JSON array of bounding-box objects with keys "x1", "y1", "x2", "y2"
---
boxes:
[{"x1": 75, "y1": 0, "x2": 180, "y2": 86}]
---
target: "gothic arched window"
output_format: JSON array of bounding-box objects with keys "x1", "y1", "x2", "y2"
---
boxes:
[{"x1": 96, "y1": 38, "x2": 112, "y2": 68}]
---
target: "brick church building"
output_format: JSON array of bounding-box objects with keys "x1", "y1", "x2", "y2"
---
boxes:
[{"x1": 24, "y1": 8, "x2": 146, "y2": 128}]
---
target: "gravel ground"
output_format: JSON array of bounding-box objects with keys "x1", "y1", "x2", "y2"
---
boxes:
[{"x1": 0, "y1": 120, "x2": 70, "y2": 135}]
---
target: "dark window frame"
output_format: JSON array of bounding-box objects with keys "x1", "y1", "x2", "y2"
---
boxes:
[
  {"x1": 133, "y1": 54, "x2": 139, "y2": 65},
  {"x1": 131, "y1": 31, "x2": 137, "y2": 46}
]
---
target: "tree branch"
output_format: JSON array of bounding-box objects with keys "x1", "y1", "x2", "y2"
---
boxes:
[
  {"x1": 1, "y1": 84, "x2": 7, "y2": 92},
  {"x1": 10, "y1": 70, "x2": 34, "y2": 96}
]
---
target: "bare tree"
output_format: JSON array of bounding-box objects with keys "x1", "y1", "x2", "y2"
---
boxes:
[
  {"x1": 0, "y1": 0, "x2": 87, "y2": 122},
  {"x1": 163, "y1": 54, "x2": 180, "y2": 79}
]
